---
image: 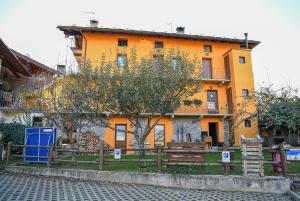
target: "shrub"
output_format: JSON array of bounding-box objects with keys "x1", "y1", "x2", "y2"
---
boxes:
[{"x1": 0, "y1": 123, "x2": 27, "y2": 153}]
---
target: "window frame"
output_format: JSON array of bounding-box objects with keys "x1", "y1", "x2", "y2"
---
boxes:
[
  {"x1": 154, "y1": 124, "x2": 165, "y2": 146},
  {"x1": 117, "y1": 54, "x2": 127, "y2": 68},
  {"x1": 204, "y1": 45, "x2": 212, "y2": 53},
  {"x1": 115, "y1": 124, "x2": 127, "y2": 141},
  {"x1": 239, "y1": 56, "x2": 246, "y2": 64},
  {"x1": 244, "y1": 119, "x2": 251, "y2": 128},
  {"x1": 118, "y1": 38, "x2": 128, "y2": 47},
  {"x1": 154, "y1": 41, "x2": 164, "y2": 49},
  {"x1": 242, "y1": 89, "x2": 249, "y2": 98},
  {"x1": 32, "y1": 116, "x2": 43, "y2": 127},
  {"x1": 171, "y1": 58, "x2": 181, "y2": 70}
]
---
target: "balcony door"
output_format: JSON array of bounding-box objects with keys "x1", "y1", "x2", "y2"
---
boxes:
[
  {"x1": 207, "y1": 90, "x2": 218, "y2": 114},
  {"x1": 203, "y1": 58, "x2": 212, "y2": 79}
]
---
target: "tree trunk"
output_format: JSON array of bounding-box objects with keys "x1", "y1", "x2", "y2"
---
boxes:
[
  {"x1": 229, "y1": 128, "x2": 234, "y2": 146},
  {"x1": 67, "y1": 130, "x2": 75, "y2": 161},
  {"x1": 138, "y1": 136, "x2": 146, "y2": 168}
]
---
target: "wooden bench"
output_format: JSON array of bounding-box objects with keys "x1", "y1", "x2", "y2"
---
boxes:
[{"x1": 165, "y1": 142, "x2": 206, "y2": 165}]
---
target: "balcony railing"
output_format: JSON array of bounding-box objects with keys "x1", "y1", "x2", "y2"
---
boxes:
[
  {"x1": 0, "y1": 90, "x2": 15, "y2": 107},
  {"x1": 198, "y1": 102, "x2": 232, "y2": 114},
  {"x1": 175, "y1": 102, "x2": 233, "y2": 115},
  {"x1": 201, "y1": 67, "x2": 230, "y2": 81},
  {"x1": 0, "y1": 90, "x2": 21, "y2": 108}
]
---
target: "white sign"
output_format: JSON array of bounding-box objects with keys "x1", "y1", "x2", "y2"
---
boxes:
[
  {"x1": 207, "y1": 102, "x2": 216, "y2": 110},
  {"x1": 287, "y1": 149, "x2": 300, "y2": 161},
  {"x1": 43, "y1": 128, "x2": 53, "y2": 132},
  {"x1": 222, "y1": 151, "x2": 230, "y2": 163},
  {"x1": 114, "y1": 149, "x2": 121, "y2": 160}
]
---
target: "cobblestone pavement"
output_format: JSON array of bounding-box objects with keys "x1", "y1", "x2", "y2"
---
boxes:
[{"x1": 0, "y1": 172, "x2": 290, "y2": 201}]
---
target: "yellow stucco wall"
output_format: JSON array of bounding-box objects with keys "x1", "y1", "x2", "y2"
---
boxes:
[
  {"x1": 77, "y1": 32, "x2": 258, "y2": 147},
  {"x1": 224, "y1": 49, "x2": 258, "y2": 145}
]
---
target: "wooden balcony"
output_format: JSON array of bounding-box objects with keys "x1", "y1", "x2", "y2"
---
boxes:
[{"x1": 0, "y1": 90, "x2": 22, "y2": 110}]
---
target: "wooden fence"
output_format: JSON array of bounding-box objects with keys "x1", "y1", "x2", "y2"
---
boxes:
[{"x1": 2, "y1": 142, "x2": 298, "y2": 176}]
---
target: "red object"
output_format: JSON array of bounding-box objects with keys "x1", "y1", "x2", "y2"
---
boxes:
[{"x1": 273, "y1": 151, "x2": 283, "y2": 173}]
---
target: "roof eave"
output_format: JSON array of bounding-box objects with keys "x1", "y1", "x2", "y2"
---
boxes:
[{"x1": 57, "y1": 25, "x2": 261, "y2": 48}]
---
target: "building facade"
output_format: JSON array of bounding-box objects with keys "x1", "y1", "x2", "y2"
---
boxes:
[
  {"x1": 58, "y1": 24, "x2": 260, "y2": 148},
  {"x1": 0, "y1": 38, "x2": 57, "y2": 125}
]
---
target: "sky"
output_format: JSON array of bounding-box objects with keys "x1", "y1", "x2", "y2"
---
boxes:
[{"x1": 0, "y1": 0, "x2": 299, "y2": 89}]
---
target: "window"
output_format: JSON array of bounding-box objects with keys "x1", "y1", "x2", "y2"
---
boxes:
[
  {"x1": 171, "y1": 58, "x2": 180, "y2": 70},
  {"x1": 239, "y1": 56, "x2": 246, "y2": 64},
  {"x1": 154, "y1": 125, "x2": 165, "y2": 146},
  {"x1": 118, "y1": 39, "x2": 128, "y2": 47},
  {"x1": 117, "y1": 54, "x2": 127, "y2": 68},
  {"x1": 153, "y1": 54, "x2": 163, "y2": 70},
  {"x1": 32, "y1": 117, "x2": 43, "y2": 127},
  {"x1": 204, "y1": 45, "x2": 212, "y2": 53},
  {"x1": 244, "y1": 120, "x2": 251, "y2": 128},
  {"x1": 242, "y1": 89, "x2": 249, "y2": 97},
  {"x1": 116, "y1": 125, "x2": 126, "y2": 141},
  {"x1": 186, "y1": 133, "x2": 192, "y2": 142},
  {"x1": 154, "y1": 41, "x2": 164, "y2": 48},
  {"x1": 202, "y1": 58, "x2": 212, "y2": 79},
  {"x1": 224, "y1": 55, "x2": 231, "y2": 79}
]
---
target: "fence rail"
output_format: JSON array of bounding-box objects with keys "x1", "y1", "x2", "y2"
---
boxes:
[{"x1": 2, "y1": 142, "x2": 298, "y2": 176}]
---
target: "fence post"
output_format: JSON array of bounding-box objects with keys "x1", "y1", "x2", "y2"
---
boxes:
[
  {"x1": 6, "y1": 142, "x2": 12, "y2": 167},
  {"x1": 0, "y1": 144, "x2": 3, "y2": 161},
  {"x1": 47, "y1": 145, "x2": 54, "y2": 168},
  {"x1": 223, "y1": 146, "x2": 230, "y2": 176},
  {"x1": 157, "y1": 145, "x2": 162, "y2": 173},
  {"x1": 279, "y1": 144, "x2": 288, "y2": 176},
  {"x1": 99, "y1": 141, "x2": 104, "y2": 171}
]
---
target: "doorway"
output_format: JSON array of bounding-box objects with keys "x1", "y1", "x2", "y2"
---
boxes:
[
  {"x1": 209, "y1": 122, "x2": 218, "y2": 146},
  {"x1": 115, "y1": 124, "x2": 127, "y2": 154}
]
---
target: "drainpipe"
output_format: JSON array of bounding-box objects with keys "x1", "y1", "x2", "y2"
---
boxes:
[{"x1": 244, "y1": 33, "x2": 249, "y2": 49}]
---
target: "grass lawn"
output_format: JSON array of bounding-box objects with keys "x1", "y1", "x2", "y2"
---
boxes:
[{"x1": 11, "y1": 150, "x2": 299, "y2": 176}]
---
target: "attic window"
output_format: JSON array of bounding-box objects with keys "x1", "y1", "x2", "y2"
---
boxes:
[
  {"x1": 204, "y1": 45, "x2": 212, "y2": 52},
  {"x1": 118, "y1": 39, "x2": 128, "y2": 47},
  {"x1": 154, "y1": 41, "x2": 164, "y2": 48}
]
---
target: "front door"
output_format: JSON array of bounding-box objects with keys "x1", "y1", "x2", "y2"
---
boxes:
[
  {"x1": 203, "y1": 58, "x2": 212, "y2": 79},
  {"x1": 115, "y1": 124, "x2": 127, "y2": 154},
  {"x1": 207, "y1": 90, "x2": 218, "y2": 114},
  {"x1": 209, "y1": 123, "x2": 218, "y2": 146}
]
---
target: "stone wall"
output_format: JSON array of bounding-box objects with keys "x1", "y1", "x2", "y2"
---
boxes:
[{"x1": 5, "y1": 166, "x2": 291, "y2": 194}]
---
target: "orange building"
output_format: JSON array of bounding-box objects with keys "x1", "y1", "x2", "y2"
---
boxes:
[{"x1": 58, "y1": 24, "x2": 260, "y2": 148}]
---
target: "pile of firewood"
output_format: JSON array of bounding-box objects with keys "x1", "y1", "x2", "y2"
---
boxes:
[{"x1": 79, "y1": 131, "x2": 111, "y2": 152}]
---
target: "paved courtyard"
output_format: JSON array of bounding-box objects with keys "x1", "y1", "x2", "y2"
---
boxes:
[{"x1": 0, "y1": 172, "x2": 290, "y2": 201}]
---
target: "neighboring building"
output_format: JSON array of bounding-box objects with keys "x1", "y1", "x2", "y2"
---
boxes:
[
  {"x1": 0, "y1": 38, "x2": 57, "y2": 124},
  {"x1": 58, "y1": 24, "x2": 260, "y2": 147}
]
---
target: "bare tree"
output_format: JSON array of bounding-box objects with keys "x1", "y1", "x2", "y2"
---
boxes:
[{"x1": 227, "y1": 84, "x2": 299, "y2": 145}]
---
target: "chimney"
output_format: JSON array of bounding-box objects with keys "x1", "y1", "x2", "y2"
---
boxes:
[
  {"x1": 57, "y1": 64, "x2": 66, "y2": 75},
  {"x1": 176, "y1": 26, "x2": 185, "y2": 34},
  {"x1": 244, "y1": 33, "x2": 249, "y2": 49},
  {"x1": 90, "y1": 19, "x2": 99, "y2": 27}
]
